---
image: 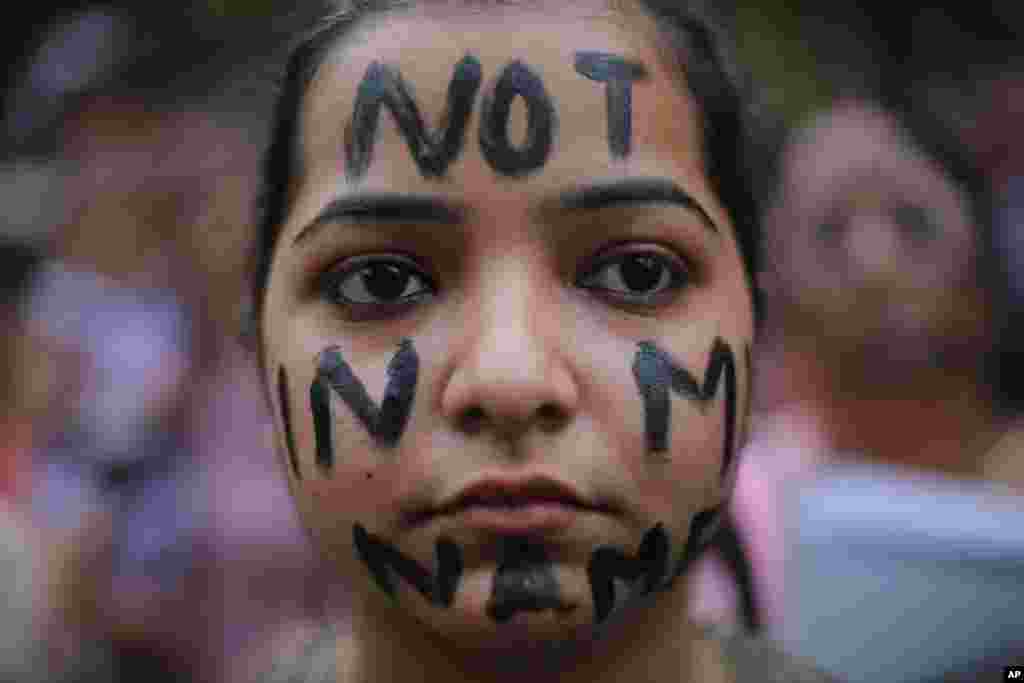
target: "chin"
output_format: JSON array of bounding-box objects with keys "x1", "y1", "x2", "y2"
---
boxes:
[{"x1": 431, "y1": 608, "x2": 600, "y2": 673}]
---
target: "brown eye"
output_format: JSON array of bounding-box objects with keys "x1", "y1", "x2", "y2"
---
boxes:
[
  {"x1": 319, "y1": 255, "x2": 435, "y2": 310},
  {"x1": 577, "y1": 248, "x2": 690, "y2": 306},
  {"x1": 619, "y1": 254, "x2": 667, "y2": 291}
]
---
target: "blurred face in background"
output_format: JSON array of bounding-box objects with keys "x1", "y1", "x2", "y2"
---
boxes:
[
  {"x1": 60, "y1": 101, "x2": 259, "y2": 336},
  {"x1": 260, "y1": 2, "x2": 754, "y2": 656},
  {"x1": 766, "y1": 101, "x2": 991, "y2": 369}
]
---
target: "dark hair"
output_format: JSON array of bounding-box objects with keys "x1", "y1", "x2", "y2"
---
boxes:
[{"x1": 247, "y1": 0, "x2": 765, "y2": 357}]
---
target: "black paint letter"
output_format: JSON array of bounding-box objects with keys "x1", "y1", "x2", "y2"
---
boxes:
[
  {"x1": 310, "y1": 339, "x2": 418, "y2": 472},
  {"x1": 353, "y1": 523, "x2": 462, "y2": 607},
  {"x1": 574, "y1": 51, "x2": 648, "y2": 158},
  {"x1": 588, "y1": 523, "x2": 670, "y2": 625},
  {"x1": 315, "y1": 339, "x2": 419, "y2": 458},
  {"x1": 310, "y1": 372, "x2": 334, "y2": 471},
  {"x1": 632, "y1": 338, "x2": 739, "y2": 478},
  {"x1": 479, "y1": 60, "x2": 557, "y2": 177},
  {"x1": 587, "y1": 508, "x2": 720, "y2": 625},
  {"x1": 345, "y1": 55, "x2": 482, "y2": 180},
  {"x1": 278, "y1": 366, "x2": 302, "y2": 480},
  {"x1": 487, "y1": 537, "x2": 567, "y2": 623}
]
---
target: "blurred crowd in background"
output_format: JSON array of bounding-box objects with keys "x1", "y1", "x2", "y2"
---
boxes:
[{"x1": 2, "y1": 1, "x2": 1024, "y2": 681}]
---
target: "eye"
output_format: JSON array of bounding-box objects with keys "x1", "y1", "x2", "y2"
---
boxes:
[
  {"x1": 816, "y1": 209, "x2": 848, "y2": 246},
  {"x1": 576, "y1": 246, "x2": 691, "y2": 307},
  {"x1": 889, "y1": 201, "x2": 939, "y2": 245},
  {"x1": 318, "y1": 254, "x2": 435, "y2": 317}
]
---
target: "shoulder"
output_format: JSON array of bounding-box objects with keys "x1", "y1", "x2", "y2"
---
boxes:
[{"x1": 712, "y1": 627, "x2": 843, "y2": 683}]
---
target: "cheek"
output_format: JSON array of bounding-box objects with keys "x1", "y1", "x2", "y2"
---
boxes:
[
  {"x1": 627, "y1": 407, "x2": 726, "y2": 520},
  {"x1": 299, "y1": 467, "x2": 392, "y2": 527},
  {"x1": 271, "y1": 355, "x2": 389, "y2": 496}
]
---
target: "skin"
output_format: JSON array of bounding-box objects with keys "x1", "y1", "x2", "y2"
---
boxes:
[{"x1": 261, "y1": 4, "x2": 753, "y2": 682}]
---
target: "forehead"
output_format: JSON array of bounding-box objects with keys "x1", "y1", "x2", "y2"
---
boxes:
[
  {"x1": 295, "y1": 5, "x2": 717, "y2": 212},
  {"x1": 787, "y1": 106, "x2": 908, "y2": 182},
  {"x1": 784, "y1": 104, "x2": 960, "y2": 212}
]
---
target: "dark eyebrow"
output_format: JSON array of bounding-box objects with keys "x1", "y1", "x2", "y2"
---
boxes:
[
  {"x1": 293, "y1": 194, "x2": 466, "y2": 244},
  {"x1": 555, "y1": 178, "x2": 719, "y2": 234}
]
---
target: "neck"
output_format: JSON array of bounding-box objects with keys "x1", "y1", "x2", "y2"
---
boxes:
[
  {"x1": 795, "y1": 348, "x2": 1006, "y2": 477},
  {"x1": 337, "y1": 584, "x2": 731, "y2": 683}
]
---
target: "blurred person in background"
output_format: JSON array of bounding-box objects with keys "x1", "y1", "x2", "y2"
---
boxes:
[
  {"x1": 5, "y1": 3, "x2": 333, "y2": 681},
  {"x1": 757, "y1": 95, "x2": 1002, "y2": 472},
  {"x1": 29, "y1": 254, "x2": 200, "y2": 683},
  {"x1": 691, "y1": 4, "x2": 1024, "y2": 667},
  {"x1": 0, "y1": 238, "x2": 47, "y2": 502},
  {"x1": 0, "y1": 236, "x2": 51, "y2": 682},
  {"x1": 717, "y1": 86, "x2": 1024, "y2": 681},
  {"x1": 736, "y1": 93, "x2": 1004, "y2": 627},
  {"x1": 958, "y1": 65, "x2": 1024, "y2": 488}
]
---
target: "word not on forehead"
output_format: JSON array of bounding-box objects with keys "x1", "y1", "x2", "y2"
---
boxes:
[
  {"x1": 311, "y1": 339, "x2": 419, "y2": 471},
  {"x1": 344, "y1": 51, "x2": 648, "y2": 180},
  {"x1": 632, "y1": 338, "x2": 739, "y2": 478},
  {"x1": 354, "y1": 523, "x2": 462, "y2": 606}
]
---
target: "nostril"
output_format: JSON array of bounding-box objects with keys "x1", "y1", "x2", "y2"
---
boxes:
[
  {"x1": 536, "y1": 402, "x2": 567, "y2": 432},
  {"x1": 458, "y1": 406, "x2": 487, "y2": 434},
  {"x1": 456, "y1": 403, "x2": 568, "y2": 436}
]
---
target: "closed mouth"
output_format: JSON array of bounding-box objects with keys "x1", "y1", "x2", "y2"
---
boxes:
[
  {"x1": 401, "y1": 476, "x2": 615, "y2": 530},
  {"x1": 441, "y1": 493, "x2": 593, "y2": 514}
]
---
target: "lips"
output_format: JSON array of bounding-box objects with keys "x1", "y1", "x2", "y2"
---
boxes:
[{"x1": 405, "y1": 476, "x2": 611, "y2": 534}]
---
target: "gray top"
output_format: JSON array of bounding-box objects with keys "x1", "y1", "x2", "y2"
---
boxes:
[{"x1": 259, "y1": 622, "x2": 841, "y2": 683}]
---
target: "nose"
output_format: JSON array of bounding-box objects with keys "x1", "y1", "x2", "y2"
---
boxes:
[
  {"x1": 846, "y1": 214, "x2": 902, "y2": 285},
  {"x1": 441, "y1": 261, "x2": 578, "y2": 441}
]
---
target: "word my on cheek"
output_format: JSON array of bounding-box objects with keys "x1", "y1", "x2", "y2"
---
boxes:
[
  {"x1": 353, "y1": 523, "x2": 462, "y2": 606},
  {"x1": 345, "y1": 51, "x2": 647, "y2": 180},
  {"x1": 487, "y1": 536, "x2": 569, "y2": 623},
  {"x1": 632, "y1": 338, "x2": 739, "y2": 478},
  {"x1": 588, "y1": 507, "x2": 720, "y2": 625},
  {"x1": 311, "y1": 339, "x2": 419, "y2": 471}
]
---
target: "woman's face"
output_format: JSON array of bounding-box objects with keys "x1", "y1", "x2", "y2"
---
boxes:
[
  {"x1": 768, "y1": 103, "x2": 988, "y2": 361},
  {"x1": 261, "y1": 5, "x2": 753, "y2": 649}
]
